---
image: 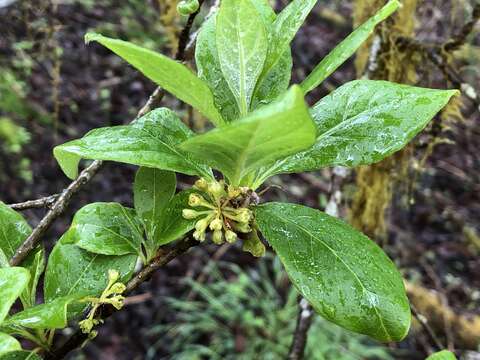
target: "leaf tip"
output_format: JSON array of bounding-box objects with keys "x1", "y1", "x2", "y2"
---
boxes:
[{"x1": 85, "y1": 32, "x2": 102, "y2": 45}]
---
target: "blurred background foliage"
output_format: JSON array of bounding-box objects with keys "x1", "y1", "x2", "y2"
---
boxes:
[{"x1": 0, "y1": 0, "x2": 479, "y2": 359}]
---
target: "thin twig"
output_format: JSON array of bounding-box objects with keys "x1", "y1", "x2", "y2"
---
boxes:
[
  {"x1": 9, "y1": 194, "x2": 61, "y2": 211},
  {"x1": 45, "y1": 238, "x2": 197, "y2": 360},
  {"x1": 411, "y1": 303, "x2": 444, "y2": 351},
  {"x1": 288, "y1": 298, "x2": 314, "y2": 360},
  {"x1": 443, "y1": 3, "x2": 480, "y2": 52}
]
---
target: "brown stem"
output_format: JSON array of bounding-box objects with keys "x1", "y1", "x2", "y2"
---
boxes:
[
  {"x1": 9, "y1": 194, "x2": 61, "y2": 211},
  {"x1": 45, "y1": 237, "x2": 197, "y2": 360},
  {"x1": 443, "y1": 3, "x2": 480, "y2": 52},
  {"x1": 288, "y1": 298, "x2": 314, "y2": 360}
]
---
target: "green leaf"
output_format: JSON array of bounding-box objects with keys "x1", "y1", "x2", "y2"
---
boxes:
[
  {"x1": 262, "y1": 80, "x2": 459, "y2": 178},
  {"x1": 44, "y1": 240, "x2": 136, "y2": 306},
  {"x1": 156, "y1": 190, "x2": 197, "y2": 246},
  {"x1": 134, "y1": 168, "x2": 176, "y2": 252},
  {"x1": 53, "y1": 108, "x2": 212, "y2": 180},
  {"x1": 216, "y1": 0, "x2": 267, "y2": 116},
  {"x1": 2, "y1": 295, "x2": 81, "y2": 330},
  {"x1": 426, "y1": 351, "x2": 457, "y2": 360},
  {"x1": 0, "y1": 333, "x2": 20, "y2": 356},
  {"x1": 0, "y1": 203, "x2": 31, "y2": 261},
  {"x1": 197, "y1": 6, "x2": 292, "y2": 119},
  {"x1": 19, "y1": 249, "x2": 45, "y2": 309},
  {"x1": 0, "y1": 268, "x2": 30, "y2": 324},
  {"x1": 180, "y1": 86, "x2": 316, "y2": 185},
  {"x1": 0, "y1": 351, "x2": 42, "y2": 360},
  {"x1": 301, "y1": 0, "x2": 400, "y2": 93},
  {"x1": 255, "y1": 202, "x2": 411, "y2": 342},
  {"x1": 0, "y1": 204, "x2": 44, "y2": 308},
  {"x1": 64, "y1": 203, "x2": 144, "y2": 258},
  {"x1": 196, "y1": 14, "x2": 240, "y2": 122},
  {"x1": 85, "y1": 33, "x2": 224, "y2": 126},
  {"x1": 262, "y1": 0, "x2": 316, "y2": 77}
]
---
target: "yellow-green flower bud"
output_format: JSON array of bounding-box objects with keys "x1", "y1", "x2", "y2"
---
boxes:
[
  {"x1": 109, "y1": 282, "x2": 126, "y2": 295},
  {"x1": 209, "y1": 218, "x2": 223, "y2": 231},
  {"x1": 193, "y1": 230, "x2": 206, "y2": 241},
  {"x1": 182, "y1": 209, "x2": 204, "y2": 219},
  {"x1": 79, "y1": 318, "x2": 94, "y2": 334},
  {"x1": 233, "y1": 222, "x2": 251, "y2": 233},
  {"x1": 227, "y1": 185, "x2": 240, "y2": 198},
  {"x1": 177, "y1": 0, "x2": 199, "y2": 16},
  {"x1": 188, "y1": 193, "x2": 205, "y2": 207},
  {"x1": 225, "y1": 230, "x2": 237, "y2": 243},
  {"x1": 236, "y1": 208, "x2": 252, "y2": 223},
  {"x1": 208, "y1": 180, "x2": 225, "y2": 198},
  {"x1": 212, "y1": 230, "x2": 223, "y2": 244},
  {"x1": 195, "y1": 217, "x2": 210, "y2": 232},
  {"x1": 109, "y1": 295, "x2": 125, "y2": 310},
  {"x1": 194, "y1": 178, "x2": 208, "y2": 191},
  {"x1": 108, "y1": 269, "x2": 120, "y2": 284}
]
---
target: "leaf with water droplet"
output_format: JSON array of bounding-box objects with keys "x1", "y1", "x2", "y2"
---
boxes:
[
  {"x1": 0, "y1": 267, "x2": 30, "y2": 324},
  {"x1": 54, "y1": 108, "x2": 213, "y2": 180},
  {"x1": 258, "y1": 80, "x2": 458, "y2": 181},
  {"x1": 256, "y1": 202, "x2": 411, "y2": 342}
]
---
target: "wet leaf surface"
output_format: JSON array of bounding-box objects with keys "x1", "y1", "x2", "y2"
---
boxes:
[
  {"x1": 44, "y1": 240, "x2": 136, "y2": 314},
  {"x1": 0, "y1": 333, "x2": 20, "y2": 356},
  {"x1": 256, "y1": 202, "x2": 411, "y2": 342},
  {"x1": 181, "y1": 86, "x2": 316, "y2": 185},
  {"x1": 0, "y1": 203, "x2": 31, "y2": 262},
  {"x1": 85, "y1": 33, "x2": 224, "y2": 126},
  {"x1": 0, "y1": 268, "x2": 30, "y2": 324},
  {"x1": 0, "y1": 351, "x2": 42, "y2": 360},
  {"x1": 216, "y1": 0, "x2": 267, "y2": 116},
  {"x1": 2, "y1": 295, "x2": 81, "y2": 330},
  {"x1": 264, "y1": 80, "x2": 458, "y2": 177},
  {"x1": 54, "y1": 108, "x2": 213, "y2": 180},
  {"x1": 134, "y1": 168, "x2": 176, "y2": 253},
  {"x1": 65, "y1": 203, "x2": 144, "y2": 257}
]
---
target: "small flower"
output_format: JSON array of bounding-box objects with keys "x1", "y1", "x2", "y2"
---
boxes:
[
  {"x1": 194, "y1": 178, "x2": 208, "y2": 191},
  {"x1": 209, "y1": 218, "x2": 223, "y2": 231},
  {"x1": 212, "y1": 230, "x2": 223, "y2": 244},
  {"x1": 225, "y1": 230, "x2": 237, "y2": 244},
  {"x1": 208, "y1": 180, "x2": 225, "y2": 199},
  {"x1": 182, "y1": 209, "x2": 205, "y2": 219},
  {"x1": 109, "y1": 282, "x2": 126, "y2": 295},
  {"x1": 188, "y1": 193, "x2": 205, "y2": 207}
]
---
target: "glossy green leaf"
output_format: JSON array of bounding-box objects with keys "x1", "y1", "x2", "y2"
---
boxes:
[
  {"x1": 156, "y1": 190, "x2": 197, "y2": 246},
  {"x1": 85, "y1": 33, "x2": 224, "y2": 126},
  {"x1": 180, "y1": 86, "x2": 316, "y2": 185},
  {"x1": 0, "y1": 351, "x2": 42, "y2": 360},
  {"x1": 216, "y1": 0, "x2": 267, "y2": 116},
  {"x1": 301, "y1": 0, "x2": 400, "y2": 93},
  {"x1": 134, "y1": 168, "x2": 176, "y2": 252},
  {"x1": 261, "y1": 80, "x2": 459, "y2": 179},
  {"x1": 0, "y1": 268, "x2": 30, "y2": 324},
  {"x1": 196, "y1": 14, "x2": 240, "y2": 122},
  {"x1": 2, "y1": 295, "x2": 81, "y2": 330},
  {"x1": 0, "y1": 203, "x2": 31, "y2": 262},
  {"x1": 0, "y1": 333, "x2": 20, "y2": 356},
  {"x1": 196, "y1": 2, "x2": 292, "y2": 119},
  {"x1": 19, "y1": 249, "x2": 45, "y2": 309},
  {"x1": 64, "y1": 203, "x2": 144, "y2": 258},
  {"x1": 54, "y1": 108, "x2": 212, "y2": 180},
  {"x1": 255, "y1": 202, "x2": 411, "y2": 342},
  {"x1": 262, "y1": 0, "x2": 316, "y2": 77},
  {"x1": 44, "y1": 240, "x2": 136, "y2": 305},
  {"x1": 426, "y1": 351, "x2": 457, "y2": 360}
]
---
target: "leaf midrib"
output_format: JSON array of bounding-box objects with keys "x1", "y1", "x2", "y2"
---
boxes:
[{"x1": 267, "y1": 210, "x2": 391, "y2": 340}]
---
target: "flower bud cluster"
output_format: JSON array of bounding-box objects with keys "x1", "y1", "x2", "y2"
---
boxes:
[
  {"x1": 79, "y1": 269, "x2": 127, "y2": 335},
  {"x1": 182, "y1": 178, "x2": 263, "y2": 256}
]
